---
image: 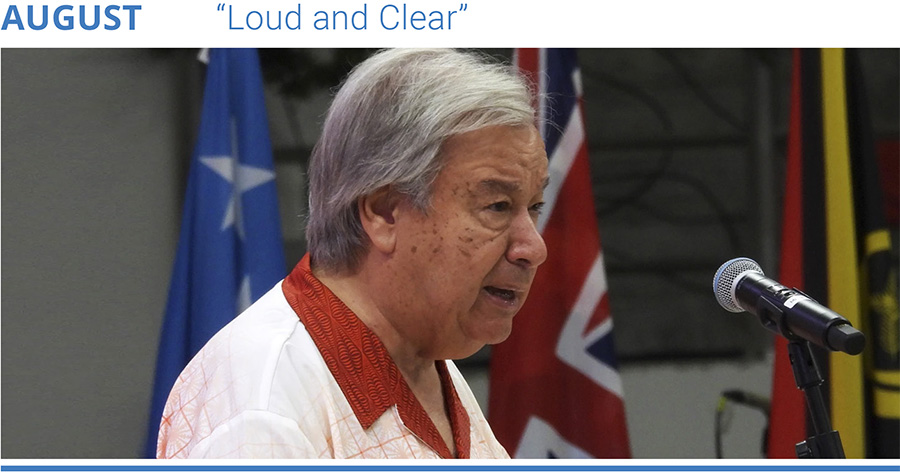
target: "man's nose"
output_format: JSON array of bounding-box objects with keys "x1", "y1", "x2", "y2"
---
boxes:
[{"x1": 506, "y1": 210, "x2": 548, "y2": 268}]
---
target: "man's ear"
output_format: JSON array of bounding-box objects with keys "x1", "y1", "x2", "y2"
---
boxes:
[{"x1": 358, "y1": 187, "x2": 400, "y2": 254}]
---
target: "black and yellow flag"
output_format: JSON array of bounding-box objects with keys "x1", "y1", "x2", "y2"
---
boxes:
[
  {"x1": 845, "y1": 49, "x2": 900, "y2": 459},
  {"x1": 767, "y1": 48, "x2": 899, "y2": 459}
]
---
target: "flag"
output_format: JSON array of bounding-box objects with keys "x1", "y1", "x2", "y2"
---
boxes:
[
  {"x1": 488, "y1": 48, "x2": 631, "y2": 458},
  {"x1": 143, "y1": 48, "x2": 286, "y2": 458},
  {"x1": 767, "y1": 48, "x2": 899, "y2": 459}
]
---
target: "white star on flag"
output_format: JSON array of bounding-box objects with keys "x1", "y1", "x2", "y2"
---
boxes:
[
  {"x1": 199, "y1": 154, "x2": 275, "y2": 313},
  {"x1": 199, "y1": 155, "x2": 276, "y2": 241},
  {"x1": 237, "y1": 275, "x2": 252, "y2": 314},
  {"x1": 198, "y1": 121, "x2": 277, "y2": 314}
]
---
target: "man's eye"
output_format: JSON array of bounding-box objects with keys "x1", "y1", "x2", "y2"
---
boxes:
[
  {"x1": 487, "y1": 201, "x2": 511, "y2": 212},
  {"x1": 529, "y1": 202, "x2": 546, "y2": 216}
]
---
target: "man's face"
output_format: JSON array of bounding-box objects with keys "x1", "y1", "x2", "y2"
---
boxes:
[{"x1": 390, "y1": 125, "x2": 549, "y2": 360}]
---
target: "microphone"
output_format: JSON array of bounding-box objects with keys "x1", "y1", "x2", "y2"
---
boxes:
[{"x1": 712, "y1": 257, "x2": 865, "y2": 355}]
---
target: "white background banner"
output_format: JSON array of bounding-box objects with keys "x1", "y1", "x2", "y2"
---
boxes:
[{"x1": 2, "y1": 0, "x2": 900, "y2": 47}]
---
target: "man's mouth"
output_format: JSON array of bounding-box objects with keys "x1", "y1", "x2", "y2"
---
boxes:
[{"x1": 484, "y1": 286, "x2": 517, "y2": 303}]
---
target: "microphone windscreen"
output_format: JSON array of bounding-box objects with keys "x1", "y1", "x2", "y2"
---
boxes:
[{"x1": 713, "y1": 257, "x2": 763, "y2": 313}]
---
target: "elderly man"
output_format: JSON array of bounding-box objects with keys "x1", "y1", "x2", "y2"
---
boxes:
[{"x1": 157, "y1": 48, "x2": 549, "y2": 459}]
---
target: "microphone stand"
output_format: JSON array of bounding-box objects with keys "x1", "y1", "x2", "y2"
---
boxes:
[
  {"x1": 787, "y1": 341, "x2": 845, "y2": 458},
  {"x1": 755, "y1": 295, "x2": 847, "y2": 458}
]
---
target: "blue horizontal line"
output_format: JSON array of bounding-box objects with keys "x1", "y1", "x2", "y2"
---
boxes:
[{"x1": 1, "y1": 466, "x2": 898, "y2": 472}]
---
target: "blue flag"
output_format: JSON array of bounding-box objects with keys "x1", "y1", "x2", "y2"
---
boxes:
[{"x1": 144, "y1": 48, "x2": 286, "y2": 458}]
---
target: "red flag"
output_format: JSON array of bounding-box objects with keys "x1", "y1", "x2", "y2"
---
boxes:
[
  {"x1": 766, "y1": 48, "x2": 810, "y2": 458},
  {"x1": 488, "y1": 48, "x2": 631, "y2": 458}
]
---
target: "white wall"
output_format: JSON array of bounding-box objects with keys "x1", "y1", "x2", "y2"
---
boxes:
[
  {"x1": 2, "y1": 49, "x2": 186, "y2": 457},
  {"x1": 620, "y1": 356, "x2": 772, "y2": 458}
]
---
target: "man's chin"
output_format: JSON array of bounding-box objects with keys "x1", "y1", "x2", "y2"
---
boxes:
[
  {"x1": 445, "y1": 329, "x2": 511, "y2": 360},
  {"x1": 476, "y1": 320, "x2": 515, "y2": 347}
]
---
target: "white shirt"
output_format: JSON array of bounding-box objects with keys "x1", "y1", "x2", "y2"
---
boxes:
[{"x1": 157, "y1": 255, "x2": 509, "y2": 459}]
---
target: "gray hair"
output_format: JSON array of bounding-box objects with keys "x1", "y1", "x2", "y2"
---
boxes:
[{"x1": 306, "y1": 48, "x2": 537, "y2": 273}]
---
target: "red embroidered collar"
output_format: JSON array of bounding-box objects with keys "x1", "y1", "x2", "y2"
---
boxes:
[{"x1": 282, "y1": 254, "x2": 471, "y2": 459}]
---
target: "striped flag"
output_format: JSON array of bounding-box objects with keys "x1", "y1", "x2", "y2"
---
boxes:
[
  {"x1": 144, "y1": 48, "x2": 286, "y2": 458},
  {"x1": 767, "y1": 48, "x2": 899, "y2": 459},
  {"x1": 488, "y1": 48, "x2": 631, "y2": 458}
]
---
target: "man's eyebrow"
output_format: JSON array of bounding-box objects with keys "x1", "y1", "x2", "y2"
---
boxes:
[
  {"x1": 476, "y1": 179, "x2": 520, "y2": 195},
  {"x1": 475, "y1": 177, "x2": 550, "y2": 195}
]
